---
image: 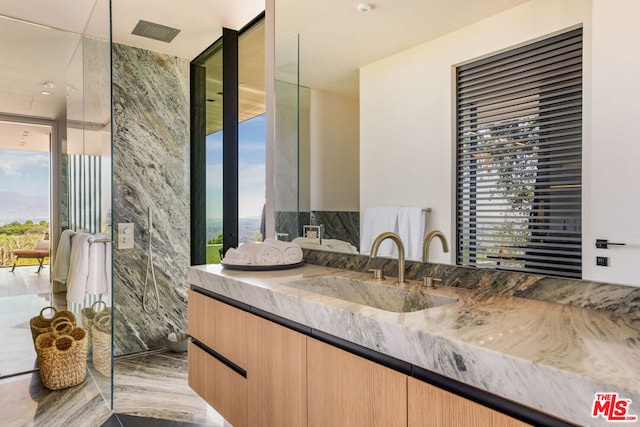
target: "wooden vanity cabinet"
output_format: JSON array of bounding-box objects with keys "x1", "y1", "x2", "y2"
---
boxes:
[
  {"x1": 307, "y1": 337, "x2": 407, "y2": 427},
  {"x1": 188, "y1": 290, "x2": 538, "y2": 427},
  {"x1": 187, "y1": 290, "x2": 248, "y2": 427},
  {"x1": 408, "y1": 377, "x2": 530, "y2": 427},
  {"x1": 246, "y1": 314, "x2": 307, "y2": 427}
]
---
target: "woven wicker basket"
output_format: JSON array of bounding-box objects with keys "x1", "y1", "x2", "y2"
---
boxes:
[
  {"x1": 92, "y1": 312, "x2": 111, "y2": 376},
  {"x1": 29, "y1": 306, "x2": 77, "y2": 344},
  {"x1": 81, "y1": 300, "x2": 108, "y2": 353},
  {"x1": 35, "y1": 321, "x2": 88, "y2": 390}
]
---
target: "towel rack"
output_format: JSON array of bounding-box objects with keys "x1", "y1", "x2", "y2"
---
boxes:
[{"x1": 89, "y1": 238, "x2": 112, "y2": 245}]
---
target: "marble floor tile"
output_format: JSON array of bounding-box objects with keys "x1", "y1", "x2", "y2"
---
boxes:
[
  {"x1": 0, "y1": 369, "x2": 111, "y2": 427},
  {"x1": 1, "y1": 349, "x2": 226, "y2": 427},
  {"x1": 113, "y1": 350, "x2": 225, "y2": 426}
]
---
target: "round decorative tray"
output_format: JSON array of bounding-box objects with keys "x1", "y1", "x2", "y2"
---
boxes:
[{"x1": 220, "y1": 261, "x2": 305, "y2": 271}]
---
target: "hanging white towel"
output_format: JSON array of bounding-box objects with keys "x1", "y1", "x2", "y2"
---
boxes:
[
  {"x1": 66, "y1": 233, "x2": 92, "y2": 304},
  {"x1": 360, "y1": 207, "x2": 399, "y2": 257},
  {"x1": 86, "y1": 233, "x2": 109, "y2": 296},
  {"x1": 52, "y1": 229, "x2": 75, "y2": 283},
  {"x1": 397, "y1": 207, "x2": 426, "y2": 261}
]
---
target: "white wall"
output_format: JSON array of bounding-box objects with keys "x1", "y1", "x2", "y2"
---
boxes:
[
  {"x1": 309, "y1": 89, "x2": 359, "y2": 211},
  {"x1": 360, "y1": 0, "x2": 640, "y2": 286},
  {"x1": 587, "y1": 0, "x2": 640, "y2": 285}
]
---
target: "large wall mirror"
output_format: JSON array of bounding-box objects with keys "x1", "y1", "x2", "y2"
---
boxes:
[{"x1": 274, "y1": 0, "x2": 640, "y2": 287}]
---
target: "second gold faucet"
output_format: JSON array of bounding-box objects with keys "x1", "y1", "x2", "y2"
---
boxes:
[{"x1": 422, "y1": 230, "x2": 449, "y2": 263}]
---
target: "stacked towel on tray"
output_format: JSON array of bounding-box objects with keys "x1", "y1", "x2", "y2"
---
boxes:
[{"x1": 223, "y1": 240, "x2": 303, "y2": 266}]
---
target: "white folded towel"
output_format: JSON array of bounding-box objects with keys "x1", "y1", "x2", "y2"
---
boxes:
[
  {"x1": 264, "y1": 238, "x2": 303, "y2": 264},
  {"x1": 323, "y1": 239, "x2": 359, "y2": 254},
  {"x1": 238, "y1": 241, "x2": 283, "y2": 265},
  {"x1": 223, "y1": 247, "x2": 253, "y2": 265},
  {"x1": 397, "y1": 207, "x2": 426, "y2": 261},
  {"x1": 360, "y1": 207, "x2": 399, "y2": 257}
]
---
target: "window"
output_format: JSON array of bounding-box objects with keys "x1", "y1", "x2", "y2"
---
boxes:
[
  {"x1": 456, "y1": 28, "x2": 583, "y2": 278},
  {"x1": 191, "y1": 15, "x2": 265, "y2": 265}
]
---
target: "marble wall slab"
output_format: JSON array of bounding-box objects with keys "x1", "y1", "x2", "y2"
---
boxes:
[
  {"x1": 112, "y1": 44, "x2": 190, "y2": 355},
  {"x1": 310, "y1": 211, "x2": 359, "y2": 250},
  {"x1": 302, "y1": 249, "x2": 640, "y2": 316},
  {"x1": 275, "y1": 210, "x2": 359, "y2": 249}
]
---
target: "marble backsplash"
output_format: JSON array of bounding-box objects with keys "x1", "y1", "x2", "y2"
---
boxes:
[
  {"x1": 275, "y1": 210, "x2": 359, "y2": 249},
  {"x1": 302, "y1": 249, "x2": 640, "y2": 316},
  {"x1": 112, "y1": 44, "x2": 190, "y2": 355}
]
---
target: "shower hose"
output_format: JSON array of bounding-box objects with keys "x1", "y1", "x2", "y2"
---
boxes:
[{"x1": 143, "y1": 213, "x2": 160, "y2": 314}]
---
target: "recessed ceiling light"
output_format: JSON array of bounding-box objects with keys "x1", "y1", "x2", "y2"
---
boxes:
[
  {"x1": 43, "y1": 81, "x2": 55, "y2": 89},
  {"x1": 357, "y1": 3, "x2": 373, "y2": 13},
  {"x1": 41, "y1": 91, "x2": 51, "y2": 95}
]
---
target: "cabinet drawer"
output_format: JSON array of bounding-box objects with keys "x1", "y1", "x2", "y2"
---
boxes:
[
  {"x1": 187, "y1": 290, "x2": 247, "y2": 368},
  {"x1": 307, "y1": 337, "x2": 407, "y2": 427},
  {"x1": 188, "y1": 341, "x2": 247, "y2": 427},
  {"x1": 408, "y1": 377, "x2": 530, "y2": 427}
]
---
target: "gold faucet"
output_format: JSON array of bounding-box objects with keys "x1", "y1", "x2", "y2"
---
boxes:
[
  {"x1": 422, "y1": 230, "x2": 449, "y2": 263},
  {"x1": 370, "y1": 232, "x2": 406, "y2": 284}
]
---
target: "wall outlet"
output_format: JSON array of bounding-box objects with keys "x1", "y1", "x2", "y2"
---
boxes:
[
  {"x1": 596, "y1": 256, "x2": 609, "y2": 267},
  {"x1": 117, "y1": 223, "x2": 135, "y2": 249}
]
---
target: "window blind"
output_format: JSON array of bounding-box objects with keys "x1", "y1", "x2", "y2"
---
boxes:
[{"x1": 456, "y1": 28, "x2": 582, "y2": 278}]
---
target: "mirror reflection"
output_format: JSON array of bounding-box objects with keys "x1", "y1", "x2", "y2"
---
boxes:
[
  {"x1": 274, "y1": 0, "x2": 639, "y2": 287},
  {"x1": 0, "y1": 1, "x2": 112, "y2": 398}
]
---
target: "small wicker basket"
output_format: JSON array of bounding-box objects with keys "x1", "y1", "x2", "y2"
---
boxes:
[
  {"x1": 92, "y1": 312, "x2": 111, "y2": 376},
  {"x1": 29, "y1": 306, "x2": 77, "y2": 344},
  {"x1": 81, "y1": 300, "x2": 108, "y2": 353},
  {"x1": 35, "y1": 321, "x2": 88, "y2": 390}
]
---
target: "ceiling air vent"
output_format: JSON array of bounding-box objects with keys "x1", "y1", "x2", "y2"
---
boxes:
[{"x1": 131, "y1": 20, "x2": 181, "y2": 43}]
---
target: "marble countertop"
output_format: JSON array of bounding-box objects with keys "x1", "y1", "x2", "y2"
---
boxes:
[{"x1": 187, "y1": 263, "x2": 640, "y2": 427}]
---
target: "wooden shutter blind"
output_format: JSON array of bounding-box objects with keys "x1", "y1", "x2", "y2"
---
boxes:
[{"x1": 456, "y1": 28, "x2": 583, "y2": 278}]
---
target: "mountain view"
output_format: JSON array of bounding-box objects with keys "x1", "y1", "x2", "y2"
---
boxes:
[
  {"x1": 207, "y1": 216, "x2": 262, "y2": 244},
  {"x1": 0, "y1": 191, "x2": 49, "y2": 225}
]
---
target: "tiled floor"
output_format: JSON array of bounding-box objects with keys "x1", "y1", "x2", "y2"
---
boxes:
[
  {"x1": 0, "y1": 266, "x2": 65, "y2": 376},
  {"x1": 1, "y1": 349, "x2": 226, "y2": 427},
  {"x1": 112, "y1": 350, "x2": 225, "y2": 426}
]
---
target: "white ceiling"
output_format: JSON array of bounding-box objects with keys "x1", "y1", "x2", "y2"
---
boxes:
[{"x1": 0, "y1": 0, "x2": 529, "y2": 151}]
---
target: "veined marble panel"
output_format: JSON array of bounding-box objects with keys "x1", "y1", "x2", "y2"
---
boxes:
[
  {"x1": 310, "y1": 210, "x2": 359, "y2": 250},
  {"x1": 112, "y1": 44, "x2": 190, "y2": 355},
  {"x1": 275, "y1": 210, "x2": 359, "y2": 250}
]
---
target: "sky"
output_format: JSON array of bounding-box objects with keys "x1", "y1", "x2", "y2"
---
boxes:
[
  {"x1": 1, "y1": 114, "x2": 266, "y2": 224},
  {"x1": 206, "y1": 114, "x2": 266, "y2": 219},
  {"x1": 0, "y1": 150, "x2": 50, "y2": 224}
]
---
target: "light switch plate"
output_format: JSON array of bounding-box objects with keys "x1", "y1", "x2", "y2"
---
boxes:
[{"x1": 117, "y1": 223, "x2": 135, "y2": 249}]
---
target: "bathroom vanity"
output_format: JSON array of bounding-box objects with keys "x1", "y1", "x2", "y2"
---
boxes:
[{"x1": 186, "y1": 263, "x2": 640, "y2": 427}]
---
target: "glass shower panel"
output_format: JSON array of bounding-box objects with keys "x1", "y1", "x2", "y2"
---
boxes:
[{"x1": 65, "y1": 0, "x2": 113, "y2": 408}]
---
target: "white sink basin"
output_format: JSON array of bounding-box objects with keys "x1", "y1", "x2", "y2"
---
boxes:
[{"x1": 282, "y1": 276, "x2": 457, "y2": 313}]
